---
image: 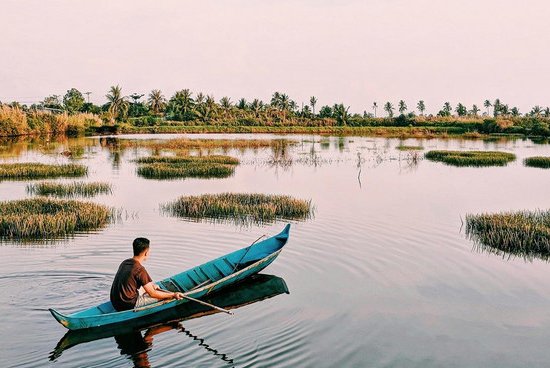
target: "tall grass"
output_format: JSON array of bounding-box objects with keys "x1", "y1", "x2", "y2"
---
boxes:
[
  {"x1": 0, "y1": 198, "x2": 114, "y2": 240},
  {"x1": 136, "y1": 138, "x2": 294, "y2": 151},
  {"x1": 162, "y1": 193, "x2": 313, "y2": 225},
  {"x1": 135, "y1": 155, "x2": 239, "y2": 165},
  {"x1": 135, "y1": 155, "x2": 239, "y2": 179},
  {"x1": 524, "y1": 156, "x2": 550, "y2": 169},
  {"x1": 466, "y1": 210, "x2": 550, "y2": 259},
  {"x1": 0, "y1": 105, "x2": 102, "y2": 137},
  {"x1": 0, "y1": 163, "x2": 87, "y2": 180},
  {"x1": 26, "y1": 181, "x2": 112, "y2": 198},
  {"x1": 425, "y1": 150, "x2": 516, "y2": 167}
]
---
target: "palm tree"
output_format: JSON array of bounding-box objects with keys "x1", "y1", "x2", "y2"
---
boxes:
[
  {"x1": 493, "y1": 98, "x2": 502, "y2": 117},
  {"x1": 166, "y1": 89, "x2": 194, "y2": 121},
  {"x1": 333, "y1": 103, "x2": 349, "y2": 126},
  {"x1": 470, "y1": 104, "x2": 480, "y2": 116},
  {"x1": 417, "y1": 100, "x2": 426, "y2": 116},
  {"x1": 237, "y1": 98, "x2": 247, "y2": 110},
  {"x1": 106, "y1": 85, "x2": 129, "y2": 121},
  {"x1": 384, "y1": 102, "x2": 394, "y2": 117},
  {"x1": 195, "y1": 92, "x2": 205, "y2": 105},
  {"x1": 455, "y1": 103, "x2": 467, "y2": 116},
  {"x1": 531, "y1": 105, "x2": 542, "y2": 117},
  {"x1": 270, "y1": 92, "x2": 281, "y2": 108},
  {"x1": 220, "y1": 96, "x2": 232, "y2": 109},
  {"x1": 544, "y1": 107, "x2": 550, "y2": 118},
  {"x1": 511, "y1": 107, "x2": 520, "y2": 117},
  {"x1": 310, "y1": 96, "x2": 317, "y2": 115},
  {"x1": 147, "y1": 89, "x2": 166, "y2": 115},
  {"x1": 398, "y1": 100, "x2": 407, "y2": 115},
  {"x1": 372, "y1": 102, "x2": 378, "y2": 117},
  {"x1": 443, "y1": 102, "x2": 452, "y2": 115},
  {"x1": 484, "y1": 100, "x2": 492, "y2": 115},
  {"x1": 249, "y1": 99, "x2": 263, "y2": 117}
]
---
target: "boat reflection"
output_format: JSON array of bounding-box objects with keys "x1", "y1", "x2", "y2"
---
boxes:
[{"x1": 50, "y1": 274, "x2": 289, "y2": 366}]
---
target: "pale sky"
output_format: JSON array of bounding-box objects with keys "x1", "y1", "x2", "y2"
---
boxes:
[{"x1": 1, "y1": 0, "x2": 549, "y2": 114}]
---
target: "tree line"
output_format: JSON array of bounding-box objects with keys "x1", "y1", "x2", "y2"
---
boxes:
[{"x1": 3, "y1": 86, "x2": 550, "y2": 127}]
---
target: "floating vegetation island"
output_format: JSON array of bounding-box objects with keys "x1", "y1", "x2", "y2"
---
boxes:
[
  {"x1": 26, "y1": 181, "x2": 112, "y2": 198},
  {"x1": 162, "y1": 193, "x2": 313, "y2": 225},
  {"x1": 0, "y1": 198, "x2": 114, "y2": 240},
  {"x1": 136, "y1": 155, "x2": 239, "y2": 179},
  {"x1": 0, "y1": 163, "x2": 87, "y2": 180},
  {"x1": 524, "y1": 156, "x2": 550, "y2": 169},
  {"x1": 396, "y1": 145, "x2": 424, "y2": 151},
  {"x1": 425, "y1": 150, "x2": 516, "y2": 167},
  {"x1": 466, "y1": 210, "x2": 550, "y2": 259}
]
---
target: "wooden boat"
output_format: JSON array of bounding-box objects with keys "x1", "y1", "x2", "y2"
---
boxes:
[
  {"x1": 50, "y1": 224, "x2": 291, "y2": 330},
  {"x1": 50, "y1": 274, "x2": 289, "y2": 361}
]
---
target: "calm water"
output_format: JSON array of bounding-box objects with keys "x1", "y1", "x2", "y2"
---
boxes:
[{"x1": 1, "y1": 134, "x2": 550, "y2": 368}]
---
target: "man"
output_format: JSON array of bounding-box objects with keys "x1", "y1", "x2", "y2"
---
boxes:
[{"x1": 110, "y1": 237, "x2": 183, "y2": 311}]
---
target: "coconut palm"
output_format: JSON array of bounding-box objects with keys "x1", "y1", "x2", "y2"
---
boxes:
[
  {"x1": 384, "y1": 102, "x2": 394, "y2": 117},
  {"x1": 398, "y1": 100, "x2": 407, "y2": 115},
  {"x1": 372, "y1": 102, "x2": 378, "y2": 117},
  {"x1": 147, "y1": 89, "x2": 166, "y2": 115},
  {"x1": 511, "y1": 107, "x2": 520, "y2": 117},
  {"x1": 470, "y1": 104, "x2": 480, "y2": 116},
  {"x1": 195, "y1": 92, "x2": 205, "y2": 105},
  {"x1": 105, "y1": 85, "x2": 129, "y2": 121},
  {"x1": 310, "y1": 96, "x2": 317, "y2": 115},
  {"x1": 455, "y1": 103, "x2": 467, "y2": 116},
  {"x1": 531, "y1": 106, "x2": 542, "y2": 117},
  {"x1": 417, "y1": 100, "x2": 426, "y2": 116},
  {"x1": 484, "y1": 100, "x2": 492, "y2": 115},
  {"x1": 237, "y1": 98, "x2": 247, "y2": 110},
  {"x1": 333, "y1": 103, "x2": 349, "y2": 126},
  {"x1": 493, "y1": 98, "x2": 502, "y2": 117},
  {"x1": 166, "y1": 89, "x2": 194, "y2": 121}
]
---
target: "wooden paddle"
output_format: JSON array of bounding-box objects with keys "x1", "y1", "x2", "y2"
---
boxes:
[{"x1": 159, "y1": 288, "x2": 234, "y2": 315}]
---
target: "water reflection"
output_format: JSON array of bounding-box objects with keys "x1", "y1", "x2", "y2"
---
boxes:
[{"x1": 50, "y1": 274, "x2": 289, "y2": 366}]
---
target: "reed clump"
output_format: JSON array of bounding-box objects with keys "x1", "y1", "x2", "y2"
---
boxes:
[
  {"x1": 0, "y1": 198, "x2": 114, "y2": 240},
  {"x1": 396, "y1": 145, "x2": 424, "y2": 151},
  {"x1": 466, "y1": 210, "x2": 550, "y2": 258},
  {"x1": 136, "y1": 155, "x2": 239, "y2": 179},
  {"x1": 0, "y1": 163, "x2": 87, "y2": 180},
  {"x1": 26, "y1": 181, "x2": 112, "y2": 198},
  {"x1": 133, "y1": 138, "x2": 294, "y2": 151},
  {"x1": 425, "y1": 150, "x2": 516, "y2": 167},
  {"x1": 162, "y1": 193, "x2": 313, "y2": 225},
  {"x1": 524, "y1": 156, "x2": 550, "y2": 169}
]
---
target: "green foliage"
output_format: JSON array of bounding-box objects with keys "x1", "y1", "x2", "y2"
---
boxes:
[
  {"x1": 524, "y1": 156, "x2": 550, "y2": 169},
  {"x1": 0, "y1": 163, "x2": 87, "y2": 180},
  {"x1": 425, "y1": 150, "x2": 516, "y2": 167},
  {"x1": 0, "y1": 198, "x2": 113, "y2": 240},
  {"x1": 135, "y1": 155, "x2": 239, "y2": 165},
  {"x1": 396, "y1": 145, "x2": 423, "y2": 151},
  {"x1": 63, "y1": 88, "x2": 85, "y2": 114},
  {"x1": 466, "y1": 210, "x2": 550, "y2": 259},
  {"x1": 161, "y1": 193, "x2": 313, "y2": 225}
]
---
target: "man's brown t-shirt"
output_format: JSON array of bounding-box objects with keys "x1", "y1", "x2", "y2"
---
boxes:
[{"x1": 110, "y1": 258, "x2": 152, "y2": 311}]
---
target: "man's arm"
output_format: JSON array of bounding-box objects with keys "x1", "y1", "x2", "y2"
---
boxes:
[{"x1": 143, "y1": 282, "x2": 183, "y2": 300}]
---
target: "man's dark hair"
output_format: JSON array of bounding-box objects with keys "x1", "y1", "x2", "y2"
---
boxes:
[{"x1": 133, "y1": 237, "x2": 150, "y2": 256}]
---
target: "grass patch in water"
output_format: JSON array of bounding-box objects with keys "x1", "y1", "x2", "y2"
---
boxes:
[
  {"x1": 0, "y1": 163, "x2": 87, "y2": 180},
  {"x1": 0, "y1": 198, "x2": 114, "y2": 240},
  {"x1": 396, "y1": 145, "x2": 424, "y2": 151},
  {"x1": 524, "y1": 156, "x2": 550, "y2": 169},
  {"x1": 131, "y1": 138, "x2": 294, "y2": 151},
  {"x1": 26, "y1": 181, "x2": 112, "y2": 198},
  {"x1": 466, "y1": 210, "x2": 550, "y2": 259},
  {"x1": 135, "y1": 155, "x2": 239, "y2": 180},
  {"x1": 425, "y1": 150, "x2": 515, "y2": 167},
  {"x1": 135, "y1": 155, "x2": 239, "y2": 165},
  {"x1": 162, "y1": 193, "x2": 313, "y2": 225}
]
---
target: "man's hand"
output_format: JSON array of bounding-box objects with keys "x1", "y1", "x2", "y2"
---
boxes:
[{"x1": 173, "y1": 292, "x2": 184, "y2": 300}]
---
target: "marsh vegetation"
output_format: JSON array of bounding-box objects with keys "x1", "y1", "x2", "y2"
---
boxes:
[
  {"x1": 524, "y1": 156, "x2": 550, "y2": 169},
  {"x1": 0, "y1": 163, "x2": 87, "y2": 180},
  {"x1": 466, "y1": 210, "x2": 550, "y2": 259},
  {"x1": 0, "y1": 198, "x2": 114, "y2": 240},
  {"x1": 161, "y1": 193, "x2": 313, "y2": 225},
  {"x1": 136, "y1": 155, "x2": 239, "y2": 179},
  {"x1": 425, "y1": 150, "x2": 516, "y2": 167},
  {"x1": 26, "y1": 181, "x2": 112, "y2": 198}
]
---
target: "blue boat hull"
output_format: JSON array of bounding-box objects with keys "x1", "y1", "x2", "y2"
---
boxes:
[{"x1": 50, "y1": 224, "x2": 291, "y2": 330}]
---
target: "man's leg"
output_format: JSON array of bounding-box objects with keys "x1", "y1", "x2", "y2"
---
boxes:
[{"x1": 134, "y1": 293, "x2": 160, "y2": 308}]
